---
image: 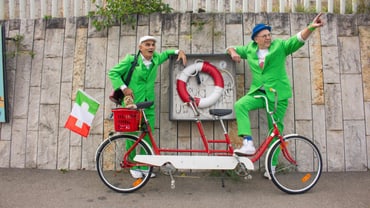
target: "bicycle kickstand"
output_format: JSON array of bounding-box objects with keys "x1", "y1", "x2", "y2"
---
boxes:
[{"x1": 220, "y1": 170, "x2": 226, "y2": 188}]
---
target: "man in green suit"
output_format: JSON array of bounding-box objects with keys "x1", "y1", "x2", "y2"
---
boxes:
[
  {"x1": 108, "y1": 36, "x2": 187, "y2": 178},
  {"x1": 227, "y1": 13, "x2": 324, "y2": 161}
]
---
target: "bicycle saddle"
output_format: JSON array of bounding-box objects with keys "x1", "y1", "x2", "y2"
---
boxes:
[
  {"x1": 136, "y1": 101, "x2": 154, "y2": 109},
  {"x1": 209, "y1": 109, "x2": 232, "y2": 117}
]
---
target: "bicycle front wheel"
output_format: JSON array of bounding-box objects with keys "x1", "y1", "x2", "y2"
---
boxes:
[
  {"x1": 266, "y1": 135, "x2": 322, "y2": 194},
  {"x1": 96, "y1": 134, "x2": 153, "y2": 193}
]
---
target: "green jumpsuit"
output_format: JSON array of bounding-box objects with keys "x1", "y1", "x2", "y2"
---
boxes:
[
  {"x1": 233, "y1": 35, "x2": 305, "y2": 165},
  {"x1": 108, "y1": 49, "x2": 177, "y2": 170}
]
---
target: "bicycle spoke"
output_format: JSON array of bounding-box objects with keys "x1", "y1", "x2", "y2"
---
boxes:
[
  {"x1": 96, "y1": 134, "x2": 153, "y2": 193},
  {"x1": 267, "y1": 135, "x2": 322, "y2": 194}
]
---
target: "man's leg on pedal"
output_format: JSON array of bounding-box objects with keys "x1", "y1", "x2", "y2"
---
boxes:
[
  {"x1": 130, "y1": 109, "x2": 156, "y2": 178},
  {"x1": 234, "y1": 92, "x2": 265, "y2": 155}
]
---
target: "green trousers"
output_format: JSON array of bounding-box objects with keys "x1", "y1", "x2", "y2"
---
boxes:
[
  {"x1": 127, "y1": 107, "x2": 155, "y2": 171},
  {"x1": 234, "y1": 90, "x2": 288, "y2": 166}
]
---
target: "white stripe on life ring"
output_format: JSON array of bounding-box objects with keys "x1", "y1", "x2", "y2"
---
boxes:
[{"x1": 176, "y1": 61, "x2": 224, "y2": 108}]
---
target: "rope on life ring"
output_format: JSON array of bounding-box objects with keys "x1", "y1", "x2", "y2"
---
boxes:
[{"x1": 176, "y1": 61, "x2": 224, "y2": 108}]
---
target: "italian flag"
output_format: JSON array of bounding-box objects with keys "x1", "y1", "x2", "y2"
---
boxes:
[{"x1": 64, "y1": 89, "x2": 100, "y2": 137}]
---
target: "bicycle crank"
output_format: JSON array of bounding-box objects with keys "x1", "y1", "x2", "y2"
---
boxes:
[
  {"x1": 234, "y1": 163, "x2": 253, "y2": 179},
  {"x1": 160, "y1": 162, "x2": 177, "y2": 176}
]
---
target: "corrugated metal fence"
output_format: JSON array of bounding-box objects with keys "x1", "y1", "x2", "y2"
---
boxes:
[{"x1": 0, "y1": 0, "x2": 364, "y2": 20}]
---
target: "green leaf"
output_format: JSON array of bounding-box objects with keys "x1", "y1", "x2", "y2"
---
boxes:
[{"x1": 90, "y1": 0, "x2": 173, "y2": 31}]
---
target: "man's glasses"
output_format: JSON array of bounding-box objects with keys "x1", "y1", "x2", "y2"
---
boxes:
[
  {"x1": 144, "y1": 43, "x2": 156, "y2": 47},
  {"x1": 256, "y1": 33, "x2": 272, "y2": 39}
]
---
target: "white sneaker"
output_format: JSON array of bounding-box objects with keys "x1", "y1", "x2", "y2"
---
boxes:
[
  {"x1": 130, "y1": 170, "x2": 143, "y2": 178},
  {"x1": 264, "y1": 166, "x2": 276, "y2": 179},
  {"x1": 234, "y1": 140, "x2": 256, "y2": 155},
  {"x1": 143, "y1": 170, "x2": 156, "y2": 178},
  {"x1": 130, "y1": 169, "x2": 156, "y2": 179}
]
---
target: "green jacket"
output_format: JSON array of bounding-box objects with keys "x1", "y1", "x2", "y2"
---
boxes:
[
  {"x1": 235, "y1": 35, "x2": 305, "y2": 101},
  {"x1": 108, "y1": 49, "x2": 176, "y2": 104}
]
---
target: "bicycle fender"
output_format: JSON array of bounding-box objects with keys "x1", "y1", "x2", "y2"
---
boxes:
[{"x1": 264, "y1": 134, "x2": 301, "y2": 180}]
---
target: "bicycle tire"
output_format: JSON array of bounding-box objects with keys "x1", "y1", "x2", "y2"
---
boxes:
[
  {"x1": 266, "y1": 135, "x2": 322, "y2": 194},
  {"x1": 96, "y1": 134, "x2": 154, "y2": 193}
]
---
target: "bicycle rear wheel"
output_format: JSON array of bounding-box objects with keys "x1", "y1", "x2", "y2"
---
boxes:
[
  {"x1": 96, "y1": 134, "x2": 153, "y2": 193},
  {"x1": 266, "y1": 135, "x2": 322, "y2": 194}
]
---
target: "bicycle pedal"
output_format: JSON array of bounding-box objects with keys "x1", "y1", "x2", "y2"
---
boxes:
[
  {"x1": 245, "y1": 174, "x2": 252, "y2": 180},
  {"x1": 234, "y1": 152, "x2": 254, "y2": 157}
]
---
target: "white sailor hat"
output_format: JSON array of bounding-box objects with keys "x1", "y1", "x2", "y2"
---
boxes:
[{"x1": 139, "y1": 36, "x2": 157, "y2": 44}]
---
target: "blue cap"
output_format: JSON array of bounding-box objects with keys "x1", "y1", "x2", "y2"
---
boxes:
[{"x1": 251, "y1": 24, "x2": 272, "y2": 41}]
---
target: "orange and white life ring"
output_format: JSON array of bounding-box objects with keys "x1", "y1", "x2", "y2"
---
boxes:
[{"x1": 176, "y1": 61, "x2": 224, "y2": 108}]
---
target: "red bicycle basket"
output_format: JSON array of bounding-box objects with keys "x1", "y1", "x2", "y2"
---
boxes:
[{"x1": 112, "y1": 108, "x2": 142, "y2": 132}]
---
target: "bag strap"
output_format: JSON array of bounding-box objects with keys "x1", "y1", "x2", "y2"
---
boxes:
[{"x1": 124, "y1": 50, "x2": 141, "y2": 86}]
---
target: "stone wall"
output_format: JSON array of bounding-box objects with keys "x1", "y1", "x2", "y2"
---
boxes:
[{"x1": 0, "y1": 13, "x2": 369, "y2": 172}]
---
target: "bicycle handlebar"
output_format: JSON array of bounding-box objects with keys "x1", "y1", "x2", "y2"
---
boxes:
[{"x1": 254, "y1": 88, "x2": 278, "y2": 115}]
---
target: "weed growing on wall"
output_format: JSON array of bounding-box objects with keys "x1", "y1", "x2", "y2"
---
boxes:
[
  {"x1": 5, "y1": 34, "x2": 35, "y2": 58},
  {"x1": 88, "y1": 0, "x2": 173, "y2": 31}
]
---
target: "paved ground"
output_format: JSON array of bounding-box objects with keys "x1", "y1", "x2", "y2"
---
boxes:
[{"x1": 0, "y1": 168, "x2": 369, "y2": 208}]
